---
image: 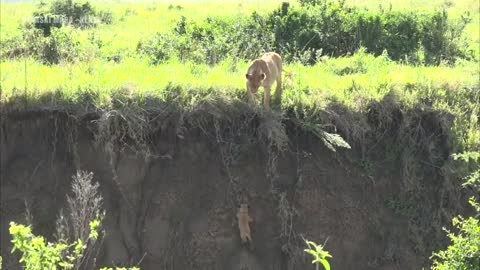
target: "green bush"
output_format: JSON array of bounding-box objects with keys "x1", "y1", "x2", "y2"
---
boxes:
[
  {"x1": 49, "y1": 0, "x2": 97, "y2": 28},
  {"x1": 137, "y1": 14, "x2": 274, "y2": 65},
  {"x1": 10, "y1": 221, "x2": 140, "y2": 270},
  {"x1": 377, "y1": 12, "x2": 422, "y2": 61},
  {"x1": 267, "y1": 1, "x2": 352, "y2": 62},
  {"x1": 3, "y1": 0, "x2": 474, "y2": 66},
  {"x1": 260, "y1": 0, "x2": 469, "y2": 64},
  {"x1": 10, "y1": 221, "x2": 91, "y2": 270},
  {"x1": 235, "y1": 12, "x2": 275, "y2": 60},
  {"x1": 430, "y1": 198, "x2": 480, "y2": 270},
  {"x1": 33, "y1": 14, "x2": 64, "y2": 36},
  {"x1": 430, "y1": 151, "x2": 480, "y2": 270},
  {"x1": 137, "y1": 33, "x2": 176, "y2": 64},
  {"x1": 97, "y1": 9, "x2": 115, "y2": 25},
  {"x1": 421, "y1": 10, "x2": 471, "y2": 65},
  {"x1": 31, "y1": 0, "x2": 113, "y2": 36},
  {"x1": 0, "y1": 24, "x2": 93, "y2": 64},
  {"x1": 42, "y1": 26, "x2": 84, "y2": 64}
]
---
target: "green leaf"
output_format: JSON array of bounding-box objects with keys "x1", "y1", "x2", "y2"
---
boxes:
[{"x1": 320, "y1": 258, "x2": 331, "y2": 270}]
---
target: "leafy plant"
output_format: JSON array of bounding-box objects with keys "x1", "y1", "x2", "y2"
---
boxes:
[
  {"x1": 10, "y1": 221, "x2": 93, "y2": 270},
  {"x1": 9, "y1": 170, "x2": 141, "y2": 270},
  {"x1": 430, "y1": 198, "x2": 480, "y2": 270},
  {"x1": 10, "y1": 221, "x2": 140, "y2": 270},
  {"x1": 48, "y1": 0, "x2": 97, "y2": 28},
  {"x1": 430, "y1": 150, "x2": 480, "y2": 270},
  {"x1": 453, "y1": 151, "x2": 480, "y2": 190},
  {"x1": 136, "y1": 33, "x2": 175, "y2": 64},
  {"x1": 421, "y1": 9, "x2": 471, "y2": 65},
  {"x1": 304, "y1": 239, "x2": 333, "y2": 270}
]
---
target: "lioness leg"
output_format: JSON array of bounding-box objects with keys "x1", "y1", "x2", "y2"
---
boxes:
[
  {"x1": 246, "y1": 82, "x2": 256, "y2": 106},
  {"x1": 264, "y1": 87, "x2": 271, "y2": 110},
  {"x1": 274, "y1": 72, "x2": 282, "y2": 105}
]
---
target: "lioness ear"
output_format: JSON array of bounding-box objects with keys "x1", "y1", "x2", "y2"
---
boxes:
[
  {"x1": 245, "y1": 74, "x2": 250, "y2": 79},
  {"x1": 261, "y1": 73, "x2": 266, "y2": 80}
]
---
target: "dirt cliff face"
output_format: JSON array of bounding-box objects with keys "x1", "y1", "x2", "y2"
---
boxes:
[{"x1": 0, "y1": 106, "x2": 461, "y2": 270}]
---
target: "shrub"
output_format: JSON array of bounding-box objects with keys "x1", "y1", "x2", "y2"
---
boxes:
[
  {"x1": 1, "y1": 25, "x2": 49, "y2": 60},
  {"x1": 230, "y1": 12, "x2": 275, "y2": 61},
  {"x1": 264, "y1": 0, "x2": 467, "y2": 64},
  {"x1": 19, "y1": 0, "x2": 470, "y2": 65},
  {"x1": 0, "y1": 23, "x2": 89, "y2": 64},
  {"x1": 430, "y1": 151, "x2": 480, "y2": 270},
  {"x1": 9, "y1": 170, "x2": 141, "y2": 270},
  {"x1": 42, "y1": 26, "x2": 84, "y2": 64},
  {"x1": 356, "y1": 11, "x2": 423, "y2": 61},
  {"x1": 267, "y1": 0, "x2": 358, "y2": 62},
  {"x1": 10, "y1": 221, "x2": 91, "y2": 270},
  {"x1": 49, "y1": 0, "x2": 97, "y2": 28},
  {"x1": 378, "y1": 11, "x2": 422, "y2": 61},
  {"x1": 10, "y1": 170, "x2": 103, "y2": 270},
  {"x1": 421, "y1": 10, "x2": 471, "y2": 65},
  {"x1": 0, "y1": 34, "x2": 31, "y2": 59},
  {"x1": 136, "y1": 33, "x2": 176, "y2": 64},
  {"x1": 10, "y1": 221, "x2": 140, "y2": 270},
  {"x1": 32, "y1": 0, "x2": 107, "y2": 36},
  {"x1": 430, "y1": 198, "x2": 480, "y2": 270},
  {"x1": 97, "y1": 9, "x2": 115, "y2": 25},
  {"x1": 33, "y1": 13, "x2": 64, "y2": 36},
  {"x1": 140, "y1": 14, "x2": 273, "y2": 65}
]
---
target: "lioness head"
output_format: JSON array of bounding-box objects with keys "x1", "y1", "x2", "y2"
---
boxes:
[{"x1": 246, "y1": 73, "x2": 266, "y2": 94}]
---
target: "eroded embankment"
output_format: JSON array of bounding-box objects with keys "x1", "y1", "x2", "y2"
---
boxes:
[{"x1": 0, "y1": 96, "x2": 468, "y2": 270}]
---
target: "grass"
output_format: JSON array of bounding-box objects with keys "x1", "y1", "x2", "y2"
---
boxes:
[
  {"x1": 1, "y1": 52, "x2": 478, "y2": 108},
  {"x1": 0, "y1": 1, "x2": 283, "y2": 52}
]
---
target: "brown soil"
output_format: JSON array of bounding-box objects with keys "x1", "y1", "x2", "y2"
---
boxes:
[{"x1": 0, "y1": 104, "x2": 466, "y2": 270}]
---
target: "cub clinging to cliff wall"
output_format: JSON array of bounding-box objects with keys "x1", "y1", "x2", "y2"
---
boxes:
[{"x1": 237, "y1": 203, "x2": 253, "y2": 248}]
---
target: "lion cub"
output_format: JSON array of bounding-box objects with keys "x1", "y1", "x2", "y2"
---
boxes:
[
  {"x1": 245, "y1": 52, "x2": 283, "y2": 110},
  {"x1": 237, "y1": 203, "x2": 254, "y2": 248}
]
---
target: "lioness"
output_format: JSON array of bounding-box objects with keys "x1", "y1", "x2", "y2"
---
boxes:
[
  {"x1": 237, "y1": 203, "x2": 253, "y2": 248},
  {"x1": 245, "y1": 52, "x2": 283, "y2": 109}
]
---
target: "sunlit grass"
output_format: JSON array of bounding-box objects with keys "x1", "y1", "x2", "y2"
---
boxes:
[
  {"x1": 0, "y1": 0, "x2": 284, "y2": 51},
  {"x1": 2, "y1": 52, "x2": 477, "y2": 110}
]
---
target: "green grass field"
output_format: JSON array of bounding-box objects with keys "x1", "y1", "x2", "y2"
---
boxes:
[
  {"x1": 1, "y1": 52, "x2": 478, "y2": 108},
  {"x1": 1, "y1": 0, "x2": 479, "y2": 151}
]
